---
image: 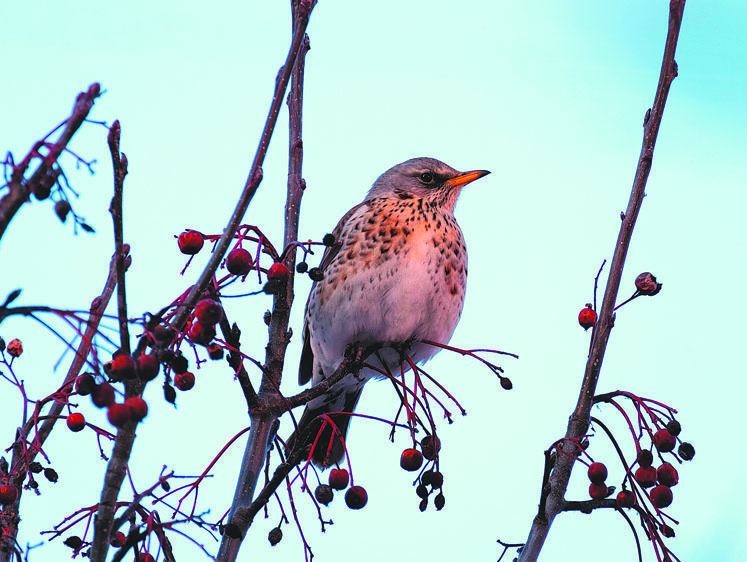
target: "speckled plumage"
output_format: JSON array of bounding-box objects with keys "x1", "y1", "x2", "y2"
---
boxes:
[{"x1": 290, "y1": 157, "x2": 489, "y2": 466}]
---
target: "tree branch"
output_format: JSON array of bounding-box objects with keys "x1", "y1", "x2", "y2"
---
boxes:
[{"x1": 518, "y1": 3, "x2": 686, "y2": 560}]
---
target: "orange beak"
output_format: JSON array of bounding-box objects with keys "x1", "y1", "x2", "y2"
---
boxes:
[{"x1": 444, "y1": 169, "x2": 491, "y2": 188}]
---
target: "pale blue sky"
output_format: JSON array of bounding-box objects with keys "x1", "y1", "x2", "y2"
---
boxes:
[{"x1": 1, "y1": 1, "x2": 745, "y2": 561}]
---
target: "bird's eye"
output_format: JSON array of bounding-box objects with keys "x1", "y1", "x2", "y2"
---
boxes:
[{"x1": 419, "y1": 172, "x2": 434, "y2": 184}]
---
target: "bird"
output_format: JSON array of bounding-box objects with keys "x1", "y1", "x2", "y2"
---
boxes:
[{"x1": 287, "y1": 157, "x2": 489, "y2": 467}]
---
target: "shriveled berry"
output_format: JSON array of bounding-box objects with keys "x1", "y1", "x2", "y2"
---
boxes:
[
  {"x1": 400, "y1": 448, "x2": 423, "y2": 472},
  {"x1": 314, "y1": 484, "x2": 333, "y2": 505},
  {"x1": 419, "y1": 497, "x2": 428, "y2": 512},
  {"x1": 207, "y1": 343, "x2": 224, "y2": 360},
  {"x1": 656, "y1": 463, "x2": 679, "y2": 487},
  {"x1": 44, "y1": 468, "x2": 58, "y2": 483},
  {"x1": 578, "y1": 305, "x2": 597, "y2": 330},
  {"x1": 75, "y1": 374, "x2": 96, "y2": 395},
  {"x1": 136, "y1": 354, "x2": 160, "y2": 381},
  {"x1": 110, "y1": 531, "x2": 126, "y2": 547},
  {"x1": 637, "y1": 449, "x2": 654, "y2": 468},
  {"x1": 678, "y1": 442, "x2": 695, "y2": 461},
  {"x1": 296, "y1": 262, "x2": 308, "y2": 273},
  {"x1": 7, "y1": 338, "x2": 23, "y2": 357},
  {"x1": 635, "y1": 272, "x2": 662, "y2": 295},
  {"x1": 174, "y1": 372, "x2": 195, "y2": 391},
  {"x1": 268, "y1": 262, "x2": 290, "y2": 282},
  {"x1": 91, "y1": 382, "x2": 116, "y2": 408},
  {"x1": 105, "y1": 354, "x2": 137, "y2": 380},
  {"x1": 188, "y1": 321, "x2": 216, "y2": 345},
  {"x1": 178, "y1": 230, "x2": 204, "y2": 255},
  {"x1": 660, "y1": 524, "x2": 675, "y2": 538},
  {"x1": 587, "y1": 462, "x2": 608, "y2": 484},
  {"x1": 67, "y1": 412, "x2": 86, "y2": 432},
  {"x1": 194, "y1": 299, "x2": 223, "y2": 325},
  {"x1": 345, "y1": 485, "x2": 368, "y2": 509},
  {"x1": 650, "y1": 484, "x2": 673, "y2": 508},
  {"x1": 422, "y1": 470, "x2": 444, "y2": 489},
  {"x1": 635, "y1": 466, "x2": 657, "y2": 488},
  {"x1": 223, "y1": 524, "x2": 242, "y2": 539},
  {"x1": 0, "y1": 484, "x2": 19, "y2": 505},
  {"x1": 616, "y1": 490, "x2": 636, "y2": 508},
  {"x1": 108, "y1": 404, "x2": 130, "y2": 428},
  {"x1": 55, "y1": 200, "x2": 72, "y2": 222},
  {"x1": 125, "y1": 396, "x2": 148, "y2": 422},
  {"x1": 308, "y1": 267, "x2": 324, "y2": 282},
  {"x1": 63, "y1": 536, "x2": 83, "y2": 550},
  {"x1": 28, "y1": 462, "x2": 43, "y2": 474},
  {"x1": 226, "y1": 248, "x2": 253, "y2": 275},
  {"x1": 328, "y1": 468, "x2": 349, "y2": 490},
  {"x1": 421, "y1": 435, "x2": 441, "y2": 460},
  {"x1": 268, "y1": 527, "x2": 283, "y2": 546},
  {"x1": 434, "y1": 492, "x2": 445, "y2": 511},
  {"x1": 416, "y1": 484, "x2": 428, "y2": 498},
  {"x1": 653, "y1": 428, "x2": 677, "y2": 453},
  {"x1": 500, "y1": 377, "x2": 513, "y2": 390},
  {"x1": 665, "y1": 420, "x2": 682, "y2": 436},
  {"x1": 588, "y1": 482, "x2": 609, "y2": 500},
  {"x1": 169, "y1": 354, "x2": 188, "y2": 374}
]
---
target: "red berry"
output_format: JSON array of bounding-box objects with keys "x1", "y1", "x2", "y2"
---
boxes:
[
  {"x1": 110, "y1": 531, "x2": 126, "y2": 547},
  {"x1": 345, "y1": 485, "x2": 368, "y2": 509},
  {"x1": 136, "y1": 354, "x2": 160, "y2": 381},
  {"x1": 635, "y1": 466, "x2": 657, "y2": 488},
  {"x1": 268, "y1": 262, "x2": 290, "y2": 282},
  {"x1": 656, "y1": 463, "x2": 679, "y2": 487},
  {"x1": 329, "y1": 468, "x2": 349, "y2": 490},
  {"x1": 194, "y1": 299, "x2": 223, "y2": 325},
  {"x1": 226, "y1": 248, "x2": 253, "y2": 275},
  {"x1": 649, "y1": 484, "x2": 673, "y2": 508},
  {"x1": 653, "y1": 428, "x2": 677, "y2": 453},
  {"x1": 91, "y1": 382, "x2": 116, "y2": 408},
  {"x1": 314, "y1": 484, "x2": 333, "y2": 505},
  {"x1": 0, "y1": 484, "x2": 19, "y2": 505},
  {"x1": 207, "y1": 343, "x2": 224, "y2": 360},
  {"x1": 138, "y1": 553, "x2": 156, "y2": 562},
  {"x1": 187, "y1": 321, "x2": 216, "y2": 345},
  {"x1": 66, "y1": 412, "x2": 86, "y2": 432},
  {"x1": 616, "y1": 490, "x2": 636, "y2": 508},
  {"x1": 588, "y1": 482, "x2": 609, "y2": 500},
  {"x1": 578, "y1": 305, "x2": 597, "y2": 330},
  {"x1": 587, "y1": 462, "x2": 608, "y2": 484},
  {"x1": 108, "y1": 404, "x2": 130, "y2": 428},
  {"x1": 421, "y1": 435, "x2": 441, "y2": 460},
  {"x1": 400, "y1": 448, "x2": 424, "y2": 471},
  {"x1": 105, "y1": 354, "x2": 137, "y2": 381},
  {"x1": 174, "y1": 372, "x2": 195, "y2": 391},
  {"x1": 125, "y1": 396, "x2": 148, "y2": 422},
  {"x1": 178, "y1": 230, "x2": 204, "y2": 255},
  {"x1": 7, "y1": 338, "x2": 23, "y2": 357}
]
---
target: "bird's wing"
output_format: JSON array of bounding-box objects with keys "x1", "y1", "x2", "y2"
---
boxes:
[{"x1": 298, "y1": 201, "x2": 367, "y2": 386}]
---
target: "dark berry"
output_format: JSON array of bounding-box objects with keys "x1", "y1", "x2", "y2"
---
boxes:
[
  {"x1": 650, "y1": 484, "x2": 673, "y2": 508},
  {"x1": 169, "y1": 354, "x2": 189, "y2": 374},
  {"x1": 635, "y1": 272, "x2": 662, "y2": 295},
  {"x1": 91, "y1": 382, "x2": 116, "y2": 408},
  {"x1": 587, "y1": 462, "x2": 607, "y2": 484},
  {"x1": 661, "y1": 524, "x2": 675, "y2": 538},
  {"x1": 678, "y1": 442, "x2": 695, "y2": 461},
  {"x1": 314, "y1": 484, "x2": 333, "y2": 505},
  {"x1": 296, "y1": 262, "x2": 308, "y2": 273},
  {"x1": 416, "y1": 484, "x2": 428, "y2": 498},
  {"x1": 421, "y1": 435, "x2": 441, "y2": 460},
  {"x1": 63, "y1": 536, "x2": 83, "y2": 550},
  {"x1": 44, "y1": 468, "x2": 58, "y2": 483},
  {"x1": 308, "y1": 267, "x2": 324, "y2": 282},
  {"x1": 637, "y1": 449, "x2": 654, "y2": 468},
  {"x1": 75, "y1": 374, "x2": 96, "y2": 395},
  {"x1": 665, "y1": 420, "x2": 682, "y2": 436},
  {"x1": 29, "y1": 462, "x2": 43, "y2": 474},
  {"x1": 322, "y1": 233, "x2": 336, "y2": 246},
  {"x1": 500, "y1": 377, "x2": 513, "y2": 390},
  {"x1": 419, "y1": 497, "x2": 428, "y2": 512},
  {"x1": 653, "y1": 428, "x2": 677, "y2": 453},
  {"x1": 207, "y1": 343, "x2": 224, "y2": 360},
  {"x1": 345, "y1": 485, "x2": 368, "y2": 509},
  {"x1": 434, "y1": 492, "x2": 445, "y2": 511},
  {"x1": 268, "y1": 527, "x2": 282, "y2": 546}
]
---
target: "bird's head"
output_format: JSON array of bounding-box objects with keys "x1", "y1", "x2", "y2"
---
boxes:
[{"x1": 365, "y1": 157, "x2": 490, "y2": 213}]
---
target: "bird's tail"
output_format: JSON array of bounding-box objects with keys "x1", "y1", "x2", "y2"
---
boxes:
[{"x1": 286, "y1": 388, "x2": 363, "y2": 468}]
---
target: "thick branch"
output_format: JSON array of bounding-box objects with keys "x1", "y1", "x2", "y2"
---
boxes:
[{"x1": 518, "y1": 3, "x2": 686, "y2": 560}]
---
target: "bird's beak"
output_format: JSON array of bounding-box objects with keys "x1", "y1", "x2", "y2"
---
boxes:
[{"x1": 444, "y1": 169, "x2": 491, "y2": 188}]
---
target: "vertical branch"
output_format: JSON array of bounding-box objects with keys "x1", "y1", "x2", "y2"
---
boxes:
[
  {"x1": 216, "y1": 2, "x2": 313, "y2": 561},
  {"x1": 107, "y1": 121, "x2": 131, "y2": 354},
  {"x1": 518, "y1": 2, "x2": 686, "y2": 560}
]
